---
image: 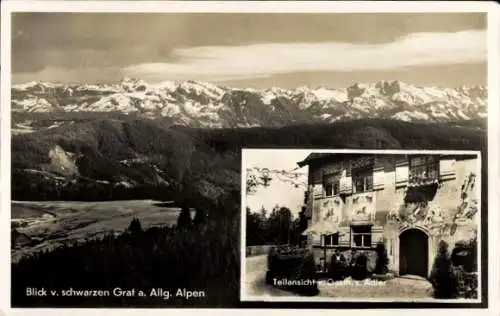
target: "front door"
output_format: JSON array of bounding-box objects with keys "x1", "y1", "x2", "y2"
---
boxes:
[{"x1": 399, "y1": 229, "x2": 428, "y2": 277}]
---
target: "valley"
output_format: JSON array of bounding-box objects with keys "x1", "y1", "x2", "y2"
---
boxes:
[{"x1": 11, "y1": 200, "x2": 181, "y2": 263}]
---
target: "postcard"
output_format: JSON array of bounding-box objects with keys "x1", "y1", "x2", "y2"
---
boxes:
[{"x1": 1, "y1": 1, "x2": 498, "y2": 315}]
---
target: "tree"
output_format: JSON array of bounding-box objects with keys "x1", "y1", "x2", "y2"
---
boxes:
[
  {"x1": 298, "y1": 206, "x2": 308, "y2": 233},
  {"x1": 267, "y1": 206, "x2": 293, "y2": 245},
  {"x1": 289, "y1": 217, "x2": 302, "y2": 246},
  {"x1": 193, "y1": 208, "x2": 207, "y2": 226},
  {"x1": 429, "y1": 240, "x2": 459, "y2": 298},
  {"x1": 127, "y1": 217, "x2": 142, "y2": 234},
  {"x1": 246, "y1": 174, "x2": 273, "y2": 195},
  {"x1": 374, "y1": 240, "x2": 389, "y2": 274},
  {"x1": 246, "y1": 208, "x2": 265, "y2": 246},
  {"x1": 177, "y1": 205, "x2": 192, "y2": 229},
  {"x1": 258, "y1": 206, "x2": 268, "y2": 224},
  {"x1": 246, "y1": 175, "x2": 259, "y2": 195},
  {"x1": 451, "y1": 234, "x2": 477, "y2": 273}
]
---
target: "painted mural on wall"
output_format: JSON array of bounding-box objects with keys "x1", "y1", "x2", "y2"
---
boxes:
[
  {"x1": 387, "y1": 172, "x2": 479, "y2": 237},
  {"x1": 387, "y1": 200, "x2": 444, "y2": 230},
  {"x1": 320, "y1": 197, "x2": 343, "y2": 224},
  {"x1": 453, "y1": 173, "x2": 478, "y2": 221},
  {"x1": 351, "y1": 193, "x2": 375, "y2": 222}
]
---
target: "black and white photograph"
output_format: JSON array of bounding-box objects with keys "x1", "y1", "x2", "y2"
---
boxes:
[
  {"x1": 241, "y1": 149, "x2": 481, "y2": 302},
  {"x1": 0, "y1": 1, "x2": 497, "y2": 312}
]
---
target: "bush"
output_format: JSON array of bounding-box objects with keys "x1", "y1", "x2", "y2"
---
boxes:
[
  {"x1": 328, "y1": 252, "x2": 348, "y2": 281},
  {"x1": 454, "y1": 266, "x2": 478, "y2": 299},
  {"x1": 451, "y1": 236, "x2": 478, "y2": 299},
  {"x1": 350, "y1": 252, "x2": 370, "y2": 280},
  {"x1": 429, "y1": 240, "x2": 459, "y2": 299},
  {"x1": 451, "y1": 237, "x2": 477, "y2": 273},
  {"x1": 374, "y1": 241, "x2": 389, "y2": 275},
  {"x1": 266, "y1": 246, "x2": 319, "y2": 296}
]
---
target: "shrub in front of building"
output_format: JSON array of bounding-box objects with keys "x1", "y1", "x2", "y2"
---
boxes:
[
  {"x1": 328, "y1": 252, "x2": 348, "y2": 281},
  {"x1": 452, "y1": 236, "x2": 478, "y2": 298},
  {"x1": 451, "y1": 237, "x2": 477, "y2": 273},
  {"x1": 350, "y1": 252, "x2": 370, "y2": 280},
  {"x1": 374, "y1": 241, "x2": 389, "y2": 275},
  {"x1": 266, "y1": 246, "x2": 319, "y2": 296},
  {"x1": 454, "y1": 265, "x2": 478, "y2": 299},
  {"x1": 429, "y1": 240, "x2": 459, "y2": 299}
]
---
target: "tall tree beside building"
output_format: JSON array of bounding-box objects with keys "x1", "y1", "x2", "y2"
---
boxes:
[
  {"x1": 429, "y1": 240, "x2": 459, "y2": 299},
  {"x1": 267, "y1": 206, "x2": 293, "y2": 245},
  {"x1": 177, "y1": 205, "x2": 192, "y2": 229},
  {"x1": 374, "y1": 240, "x2": 389, "y2": 274},
  {"x1": 246, "y1": 207, "x2": 267, "y2": 246},
  {"x1": 298, "y1": 206, "x2": 308, "y2": 233}
]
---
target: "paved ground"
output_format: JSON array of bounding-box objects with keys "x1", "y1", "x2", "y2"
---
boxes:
[
  {"x1": 243, "y1": 255, "x2": 434, "y2": 300},
  {"x1": 244, "y1": 255, "x2": 298, "y2": 298}
]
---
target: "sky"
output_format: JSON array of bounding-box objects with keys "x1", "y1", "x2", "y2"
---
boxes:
[
  {"x1": 245, "y1": 149, "x2": 310, "y2": 217},
  {"x1": 11, "y1": 13, "x2": 487, "y2": 89}
]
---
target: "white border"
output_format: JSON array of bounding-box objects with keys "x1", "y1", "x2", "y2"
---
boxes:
[
  {"x1": 1, "y1": 1, "x2": 499, "y2": 316},
  {"x1": 241, "y1": 149, "x2": 483, "y2": 303},
  {"x1": 0, "y1": 1, "x2": 498, "y2": 13}
]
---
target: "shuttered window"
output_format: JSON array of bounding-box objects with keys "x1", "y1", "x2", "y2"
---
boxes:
[
  {"x1": 351, "y1": 225, "x2": 372, "y2": 248},
  {"x1": 352, "y1": 168, "x2": 373, "y2": 194},
  {"x1": 409, "y1": 156, "x2": 439, "y2": 185},
  {"x1": 323, "y1": 173, "x2": 340, "y2": 197},
  {"x1": 323, "y1": 234, "x2": 340, "y2": 247}
]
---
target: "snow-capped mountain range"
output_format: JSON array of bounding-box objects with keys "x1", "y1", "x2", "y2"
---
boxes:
[{"x1": 12, "y1": 78, "x2": 487, "y2": 127}]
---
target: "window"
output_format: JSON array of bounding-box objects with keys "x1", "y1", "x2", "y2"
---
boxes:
[
  {"x1": 351, "y1": 225, "x2": 372, "y2": 248},
  {"x1": 323, "y1": 233, "x2": 339, "y2": 247},
  {"x1": 409, "y1": 156, "x2": 439, "y2": 185},
  {"x1": 323, "y1": 173, "x2": 340, "y2": 197},
  {"x1": 352, "y1": 168, "x2": 373, "y2": 194}
]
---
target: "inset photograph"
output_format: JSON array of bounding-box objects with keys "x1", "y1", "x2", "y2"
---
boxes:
[{"x1": 241, "y1": 149, "x2": 481, "y2": 302}]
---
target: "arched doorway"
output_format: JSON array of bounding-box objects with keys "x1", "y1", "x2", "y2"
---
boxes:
[{"x1": 399, "y1": 228, "x2": 429, "y2": 277}]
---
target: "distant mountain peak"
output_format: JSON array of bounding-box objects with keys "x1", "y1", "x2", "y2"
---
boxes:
[{"x1": 12, "y1": 79, "x2": 487, "y2": 128}]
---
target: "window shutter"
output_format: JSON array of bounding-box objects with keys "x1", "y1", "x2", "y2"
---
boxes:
[
  {"x1": 339, "y1": 170, "x2": 353, "y2": 195},
  {"x1": 309, "y1": 233, "x2": 321, "y2": 247},
  {"x1": 395, "y1": 159, "x2": 409, "y2": 188},
  {"x1": 371, "y1": 226, "x2": 384, "y2": 247},
  {"x1": 439, "y1": 158, "x2": 456, "y2": 181},
  {"x1": 373, "y1": 166, "x2": 385, "y2": 191},
  {"x1": 339, "y1": 226, "x2": 350, "y2": 247},
  {"x1": 313, "y1": 184, "x2": 323, "y2": 200}
]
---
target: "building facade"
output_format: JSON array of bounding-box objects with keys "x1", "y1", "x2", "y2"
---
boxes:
[{"x1": 298, "y1": 153, "x2": 480, "y2": 277}]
